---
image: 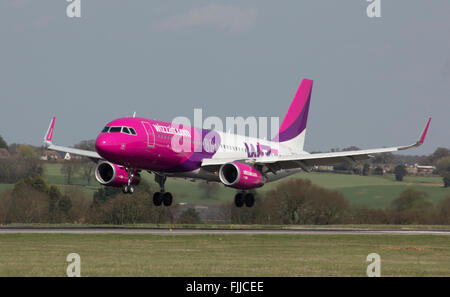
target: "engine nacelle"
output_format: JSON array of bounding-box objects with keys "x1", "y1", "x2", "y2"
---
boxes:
[
  {"x1": 94, "y1": 161, "x2": 140, "y2": 188},
  {"x1": 219, "y1": 162, "x2": 264, "y2": 190}
]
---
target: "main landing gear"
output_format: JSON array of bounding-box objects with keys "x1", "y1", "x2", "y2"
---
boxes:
[
  {"x1": 153, "y1": 174, "x2": 173, "y2": 207},
  {"x1": 234, "y1": 192, "x2": 255, "y2": 208}
]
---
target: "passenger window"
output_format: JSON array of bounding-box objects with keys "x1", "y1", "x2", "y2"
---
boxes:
[{"x1": 109, "y1": 127, "x2": 121, "y2": 133}]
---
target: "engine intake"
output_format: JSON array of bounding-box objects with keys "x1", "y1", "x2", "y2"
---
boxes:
[
  {"x1": 95, "y1": 161, "x2": 140, "y2": 187},
  {"x1": 219, "y1": 162, "x2": 264, "y2": 190}
]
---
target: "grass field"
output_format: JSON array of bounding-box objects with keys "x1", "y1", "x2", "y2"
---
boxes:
[
  {"x1": 0, "y1": 233, "x2": 449, "y2": 276},
  {"x1": 1, "y1": 163, "x2": 448, "y2": 208}
]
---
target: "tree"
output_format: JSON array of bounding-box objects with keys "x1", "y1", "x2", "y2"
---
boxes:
[
  {"x1": 60, "y1": 160, "x2": 80, "y2": 185},
  {"x1": 389, "y1": 189, "x2": 434, "y2": 224},
  {"x1": 80, "y1": 161, "x2": 95, "y2": 185},
  {"x1": 25, "y1": 175, "x2": 50, "y2": 194},
  {"x1": 87, "y1": 188, "x2": 172, "y2": 225},
  {"x1": 372, "y1": 152, "x2": 394, "y2": 164},
  {"x1": 178, "y1": 208, "x2": 202, "y2": 224},
  {"x1": 92, "y1": 186, "x2": 122, "y2": 205},
  {"x1": 394, "y1": 165, "x2": 407, "y2": 181},
  {"x1": 198, "y1": 182, "x2": 220, "y2": 199},
  {"x1": 390, "y1": 189, "x2": 430, "y2": 212},
  {"x1": 3, "y1": 182, "x2": 49, "y2": 223},
  {"x1": 18, "y1": 145, "x2": 44, "y2": 178},
  {"x1": 373, "y1": 166, "x2": 384, "y2": 175},
  {"x1": 0, "y1": 135, "x2": 8, "y2": 150},
  {"x1": 1, "y1": 176, "x2": 77, "y2": 224},
  {"x1": 48, "y1": 185, "x2": 63, "y2": 223},
  {"x1": 333, "y1": 163, "x2": 352, "y2": 173},
  {"x1": 435, "y1": 156, "x2": 450, "y2": 187},
  {"x1": 362, "y1": 163, "x2": 370, "y2": 176},
  {"x1": 74, "y1": 140, "x2": 96, "y2": 184},
  {"x1": 437, "y1": 196, "x2": 450, "y2": 224},
  {"x1": 64, "y1": 187, "x2": 90, "y2": 223},
  {"x1": 349, "y1": 206, "x2": 389, "y2": 224},
  {"x1": 0, "y1": 145, "x2": 43, "y2": 183},
  {"x1": 342, "y1": 146, "x2": 360, "y2": 151},
  {"x1": 425, "y1": 147, "x2": 450, "y2": 165},
  {"x1": 259, "y1": 179, "x2": 349, "y2": 225},
  {"x1": 58, "y1": 194, "x2": 73, "y2": 217}
]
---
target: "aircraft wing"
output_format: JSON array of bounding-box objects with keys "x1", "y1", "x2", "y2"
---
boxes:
[
  {"x1": 43, "y1": 117, "x2": 103, "y2": 160},
  {"x1": 201, "y1": 118, "x2": 431, "y2": 172}
]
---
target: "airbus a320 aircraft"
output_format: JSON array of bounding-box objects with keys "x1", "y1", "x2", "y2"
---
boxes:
[{"x1": 43, "y1": 79, "x2": 431, "y2": 208}]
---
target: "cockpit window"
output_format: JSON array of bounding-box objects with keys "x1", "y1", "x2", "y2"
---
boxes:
[
  {"x1": 109, "y1": 127, "x2": 122, "y2": 133},
  {"x1": 122, "y1": 127, "x2": 131, "y2": 134},
  {"x1": 103, "y1": 126, "x2": 137, "y2": 135}
]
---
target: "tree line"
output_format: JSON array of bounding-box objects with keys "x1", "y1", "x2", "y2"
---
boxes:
[
  {"x1": 330, "y1": 147, "x2": 450, "y2": 187},
  {"x1": 0, "y1": 144, "x2": 43, "y2": 183},
  {"x1": 223, "y1": 179, "x2": 450, "y2": 225},
  {"x1": 0, "y1": 134, "x2": 449, "y2": 225},
  {"x1": 1, "y1": 175, "x2": 449, "y2": 226},
  {"x1": 0, "y1": 175, "x2": 181, "y2": 225}
]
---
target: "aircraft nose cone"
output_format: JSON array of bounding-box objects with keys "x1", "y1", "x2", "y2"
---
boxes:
[{"x1": 95, "y1": 133, "x2": 115, "y2": 157}]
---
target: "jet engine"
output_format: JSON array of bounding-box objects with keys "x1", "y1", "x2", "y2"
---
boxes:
[
  {"x1": 94, "y1": 161, "x2": 140, "y2": 187},
  {"x1": 218, "y1": 162, "x2": 264, "y2": 189}
]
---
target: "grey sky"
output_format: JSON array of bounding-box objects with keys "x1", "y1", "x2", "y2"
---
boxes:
[{"x1": 0, "y1": 0, "x2": 449, "y2": 155}]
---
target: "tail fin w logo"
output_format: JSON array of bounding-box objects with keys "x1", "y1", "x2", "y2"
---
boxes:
[{"x1": 273, "y1": 78, "x2": 313, "y2": 154}]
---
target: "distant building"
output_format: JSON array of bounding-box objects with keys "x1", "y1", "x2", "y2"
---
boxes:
[
  {"x1": 382, "y1": 164, "x2": 392, "y2": 173},
  {"x1": 314, "y1": 165, "x2": 334, "y2": 172},
  {"x1": 40, "y1": 150, "x2": 60, "y2": 161},
  {"x1": 406, "y1": 165, "x2": 418, "y2": 175},
  {"x1": 416, "y1": 165, "x2": 435, "y2": 176},
  {"x1": 406, "y1": 164, "x2": 435, "y2": 176},
  {"x1": 0, "y1": 148, "x2": 10, "y2": 158}
]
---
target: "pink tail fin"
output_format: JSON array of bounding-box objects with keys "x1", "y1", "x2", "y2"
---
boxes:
[{"x1": 273, "y1": 79, "x2": 313, "y2": 152}]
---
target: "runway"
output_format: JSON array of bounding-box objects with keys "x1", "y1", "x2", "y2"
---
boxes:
[{"x1": 1, "y1": 226, "x2": 450, "y2": 235}]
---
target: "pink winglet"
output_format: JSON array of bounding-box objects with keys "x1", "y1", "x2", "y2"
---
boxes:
[
  {"x1": 419, "y1": 117, "x2": 431, "y2": 144},
  {"x1": 45, "y1": 117, "x2": 56, "y2": 142}
]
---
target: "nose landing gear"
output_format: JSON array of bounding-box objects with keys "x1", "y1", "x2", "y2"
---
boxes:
[
  {"x1": 122, "y1": 167, "x2": 137, "y2": 194},
  {"x1": 122, "y1": 185, "x2": 135, "y2": 194}
]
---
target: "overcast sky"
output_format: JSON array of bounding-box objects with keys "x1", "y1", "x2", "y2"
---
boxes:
[{"x1": 0, "y1": 0, "x2": 449, "y2": 155}]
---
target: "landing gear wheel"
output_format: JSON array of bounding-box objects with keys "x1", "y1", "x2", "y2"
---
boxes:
[
  {"x1": 153, "y1": 192, "x2": 162, "y2": 206},
  {"x1": 244, "y1": 193, "x2": 255, "y2": 207},
  {"x1": 162, "y1": 192, "x2": 173, "y2": 207},
  {"x1": 234, "y1": 192, "x2": 244, "y2": 207},
  {"x1": 122, "y1": 185, "x2": 135, "y2": 194}
]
